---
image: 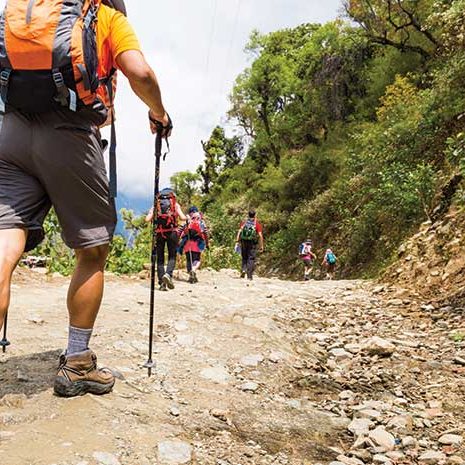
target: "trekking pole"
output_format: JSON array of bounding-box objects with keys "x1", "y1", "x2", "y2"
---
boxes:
[
  {"x1": 186, "y1": 220, "x2": 194, "y2": 281},
  {"x1": 143, "y1": 122, "x2": 164, "y2": 378},
  {"x1": 0, "y1": 312, "x2": 10, "y2": 353}
]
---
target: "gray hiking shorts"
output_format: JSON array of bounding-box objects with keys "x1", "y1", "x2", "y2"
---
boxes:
[{"x1": 0, "y1": 110, "x2": 116, "y2": 252}]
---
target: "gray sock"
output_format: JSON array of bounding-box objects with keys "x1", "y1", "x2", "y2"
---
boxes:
[{"x1": 67, "y1": 326, "x2": 93, "y2": 355}]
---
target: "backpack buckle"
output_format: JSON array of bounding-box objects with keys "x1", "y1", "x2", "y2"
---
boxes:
[
  {"x1": 0, "y1": 69, "x2": 11, "y2": 113},
  {"x1": 0, "y1": 69, "x2": 11, "y2": 87}
]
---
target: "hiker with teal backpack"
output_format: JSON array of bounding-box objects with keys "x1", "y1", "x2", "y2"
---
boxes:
[
  {"x1": 322, "y1": 248, "x2": 337, "y2": 280},
  {"x1": 235, "y1": 210, "x2": 264, "y2": 281},
  {"x1": 299, "y1": 239, "x2": 316, "y2": 281},
  {"x1": 0, "y1": 0, "x2": 172, "y2": 397}
]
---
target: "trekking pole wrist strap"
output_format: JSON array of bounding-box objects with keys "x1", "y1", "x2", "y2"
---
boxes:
[{"x1": 149, "y1": 111, "x2": 173, "y2": 132}]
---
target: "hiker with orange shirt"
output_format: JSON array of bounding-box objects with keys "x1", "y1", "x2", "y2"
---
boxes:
[{"x1": 0, "y1": 0, "x2": 171, "y2": 397}]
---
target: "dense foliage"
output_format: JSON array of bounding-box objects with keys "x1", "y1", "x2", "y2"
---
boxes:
[{"x1": 192, "y1": 0, "x2": 465, "y2": 277}]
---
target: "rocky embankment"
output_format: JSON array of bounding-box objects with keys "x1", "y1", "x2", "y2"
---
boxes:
[
  {"x1": 385, "y1": 207, "x2": 465, "y2": 307},
  {"x1": 0, "y1": 269, "x2": 463, "y2": 464}
]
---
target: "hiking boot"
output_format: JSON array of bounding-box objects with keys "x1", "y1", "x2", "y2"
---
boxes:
[
  {"x1": 54, "y1": 350, "x2": 115, "y2": 398},
  {"x1": 189, "y1": 271, "x2": 198, "y2": 284},
  {"x1": 240, "y1": 271, "x2": 246, "y2": 279},
  {"x1": 159, "y1": 283, "x2": 168, "y2": 291},
  {"x1": 162, "y1": 273, "x2": 175, "y2": 290}
]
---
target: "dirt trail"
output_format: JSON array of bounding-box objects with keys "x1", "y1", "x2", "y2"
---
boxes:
[{"x1": 0, "y1": 270, "x2": 464, "y2": 465}]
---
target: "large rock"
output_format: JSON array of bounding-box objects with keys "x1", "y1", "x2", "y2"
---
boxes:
[
  {"x1": 348, "y1": 418, "x2": 373, "y2": 437},
  {"x1": 438, "y1": 434, "x2": 462, "y2": 446},
  {"x1": 363, "y1": 337, "x2": 395, "y2": 356},
  {"x1": 418, "y1": 451, "x2": 446, "y2": 464},
  {"x1": 158, "y1": 441, "x2": 193, "y2": 464},
  {"x1": 368, "y1": 427, "x2": 396, "y2": 451}
]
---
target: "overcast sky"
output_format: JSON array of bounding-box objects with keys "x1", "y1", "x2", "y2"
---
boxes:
[{"x1": 0, "y1": 0, "x2": 342, "y2": 198}]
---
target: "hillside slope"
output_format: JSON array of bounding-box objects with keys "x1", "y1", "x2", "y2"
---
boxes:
[{"x1": 384, "y1": 205, "x2": 465, "y2": 307}]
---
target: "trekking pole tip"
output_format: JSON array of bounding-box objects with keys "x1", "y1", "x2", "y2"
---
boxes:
[
  {"x1": 0, "y1": 339, "x2": 10, "y2": 353},
  {"x1": 143, "y1": 359, "x2": 156, "y2": 377}
]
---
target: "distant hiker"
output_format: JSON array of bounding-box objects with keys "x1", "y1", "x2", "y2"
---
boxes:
[
  {"x1": 299, "y1": 239, "x2": 316, "y2": 281},
  {"x1": 236, "y1": 210, "x2": 264, "y2": 281},
  {"x1": 178, "y1": 207, "x2": 209, "y2": 284},
  {"x1": 146, "y1": 188, "x2": 187, "y2": 291},
  {"x1": 0, "y1": 0, "x2": 172, "y2": 397},
  {"x1": 322, "y1": 248, "x2": 337, "y2": 280}
]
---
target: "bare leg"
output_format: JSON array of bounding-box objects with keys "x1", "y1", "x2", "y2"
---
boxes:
[
  {"x1": 67, "y1": 245, "x2": 109, "y2": 329},
  {"x1": 0, "y1": 229, "x2": 27, "y2": 330}
]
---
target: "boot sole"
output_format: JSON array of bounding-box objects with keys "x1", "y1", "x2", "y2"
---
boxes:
[
  {"x1": 162, "y1": 275, "x2": 175, "y2": 290},
  {"x1": 54, "y1": 376, "x2": 115, "y2": 398}
]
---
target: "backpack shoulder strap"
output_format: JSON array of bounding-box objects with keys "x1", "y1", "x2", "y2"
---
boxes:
[{"x1": 101, "y1": 0, "x2": 127, "y2": 15}]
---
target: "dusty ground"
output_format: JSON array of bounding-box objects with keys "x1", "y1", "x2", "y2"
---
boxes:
[{"x1": 0, "y1": 269, "x2": 464, "y2": 465}]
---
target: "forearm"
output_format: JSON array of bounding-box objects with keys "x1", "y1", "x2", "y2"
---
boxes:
[
  {"x1": 129, "y1": 70, "x2": 165, "y2": 117},
  {"x1": 117, "y1": 50, "x2": 166, "y2": 118}
]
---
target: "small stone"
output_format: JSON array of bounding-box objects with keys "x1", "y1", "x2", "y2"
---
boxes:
[
  {"x1": 92, "y1": 452, "x2": 121, "y2": 465},
  {"x1": 268, "y1": 351, "x2": 284, "y2": 363},
  {"x1": 339, "y1": 390, "x2": 355, "y2": 400},
  {"x1": 363, "y1": 337, "x2": 395, "y2": 357},
  {"x1": 16, "y1": 370, "x2": 29, "y2": 382},
  {"x1": 344, "y1": 343, "x2": 361, "y2": 354},
  {"x1": 369, "y1": 426, "x2": 396, "y2": 451},
  {"x1": 348, "y1": 418, "x2": 373, "y2": 436},
  {"x1": 373, "y1": 454, "x2": 392, "y2": 464},
  {"x1": 200, "y1": 366, "x2": 231, "y2": 384},
  {"x1": 330, "y1": 348, "x2": 353, "y2": 361},
  {"x1": 402, "y1": 436, "x2": 418, "y2": 448},
  {"x1": 240, "y1": 354, "x2": 264, "y2": 367},
  {"x1": 447, "y1": 456, "x2": 465, "y2": 465},
  {"x1": 26, "y1": 316, "x2": 45, "y2": 325},
  {"x1": 387, "y1": 415, "x2": 412, "y2": 431},
  {"x1": 418, "y1": 451, "x2": 446, "y2": 464},
  {"x1": 158, "y1": 441, "x2": 192, "y2": 464},
  {"x1": 210, "y1": 409, "x2": 228, "y2": 422},
  {"x1": 357, "y1": 409, "x2": 382, "y2": 420},
  {"x1": 386, "y1": 451, "x2": 405, "y2": 461},
  {"x1": 240, "y1": 381, "x2": 259, "y2": 392},
  {"x1": 336, "y1": 455, "x2": 364, "y2": 465},
  {"x1": 453, "y1": 357, "x2": 465, "y2": 366},
  {"x1": 169, "y1": 407, "x2": 180, "y2": 417},
  {"x1": 438, "y1": 434, "x2": 462, "y2": 446}
]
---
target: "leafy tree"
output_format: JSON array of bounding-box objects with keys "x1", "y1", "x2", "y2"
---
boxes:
[
  {"x1": 170, "y1": 171, "x2": 201, "y2": 207},
  {"x1": 344, "y1": 0, "x2": 438, "y2": 59}
]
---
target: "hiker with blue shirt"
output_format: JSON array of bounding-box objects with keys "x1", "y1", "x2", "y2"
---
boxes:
[{"x1": 322, "y1": 248, "x2": 337, "y2": 280}]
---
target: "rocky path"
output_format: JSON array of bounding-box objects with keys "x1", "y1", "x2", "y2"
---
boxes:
[{"x1": 0, "y1": 270, "x2": 464, "y2": 465}]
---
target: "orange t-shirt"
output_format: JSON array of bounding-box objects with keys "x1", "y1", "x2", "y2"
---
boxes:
[
  {"x1": 96, "y1": 5, "x2": 141, "y2": 79},
  {"x1": 95, "y1": 5, "x2": 140, "y2": 120}
]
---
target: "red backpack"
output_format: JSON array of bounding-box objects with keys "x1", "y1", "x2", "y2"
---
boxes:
[{"x1": 155, "y1": 189, "x2": 178, "y2": 235}]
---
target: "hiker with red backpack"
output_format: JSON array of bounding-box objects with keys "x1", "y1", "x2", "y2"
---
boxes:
[
  {"x1": 236, "y1": 210, "x2": 264, "y2": 281},
  {"x1": 178, "y1": 206, "x2": 209, "y2": 284},
  {"x1": 299, "y1": 239, "x2": 316, "y2": 281},
  {"x1": 0, "y1": 0, "x2": 172, "y2": 397},
  {"x1": 146, "y1": 188, "x2": 187, "y2": 291}
]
